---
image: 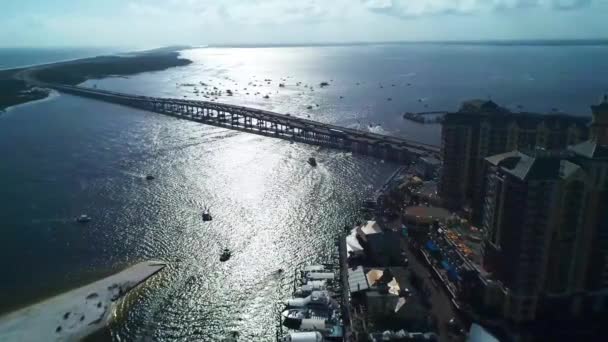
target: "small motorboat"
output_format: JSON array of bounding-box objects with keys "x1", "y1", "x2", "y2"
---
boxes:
[
  {"x1": 76, "y1": 214, "x2": 91, "y2": 223},
  {"x1": 145, "y1": 175, "x2": 155, "y2": 180},
  {"x1": 307, "y1": 157, "x2": 317, "y2": 167},
  {"x1": 202, "y1": 206, "x2": 212, "y2": 222},
  {"x1": 220, "y1": 248, "x2": 231, "y2": 262}
]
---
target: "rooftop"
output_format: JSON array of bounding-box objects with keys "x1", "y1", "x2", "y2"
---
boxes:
[
  {"x1": 444, "y1": 99, "x2": 591, "y2": 127},
  {"x1": 348, "y1": 266, "x2": 369, "y2": 293},
  {"x1": 412, "y1": 181, "x2": 439, "y2": 200},
  {"x1": 358, "y1": 220, "x2": 383, "y2": 236},
  {"x1": 569, "y1": 140, "x2": 608, "y2": 159},
  {"x1": 591, "y1": 94, "x2": 608, "y2": 114},
  {"x1": 404, "y1": 206, "x2": 451, "y2": 222},
  {"x1": 486, "y1": 150, "x2": 568, "y2": 181},
  {"x1": 420, "y1": 156, "x2": 441, "y2": 166}
]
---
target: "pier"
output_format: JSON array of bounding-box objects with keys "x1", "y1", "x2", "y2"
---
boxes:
[{"x1": 46, "y1": 84, "x2": 440, "y2": 162}]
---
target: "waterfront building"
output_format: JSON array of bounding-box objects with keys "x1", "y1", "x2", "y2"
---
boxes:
[
  {"x1": 439, "y1": 100, "x2": 589, "y2": 220},
  {"x1": 402, "y1": 206, "x2": 450, "y2": 233},
  {"x1": 478, "y1": 96, "x2": 608, "y2": 322},
  {"x1": 415, "y1": 156, "x2": 441, "y2": 180},
  {"x1": 354, "y1": 221, "x2": 401, "y2": 265}
]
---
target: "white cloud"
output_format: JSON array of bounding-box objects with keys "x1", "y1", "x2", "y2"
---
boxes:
[
  {"x1": 0, "y1": 0, "x2": 603, "y2": 47},
  {"x1": 363, "y1": 0, "x2": 595, "y2": 18},
  {"x1": 125, "y1": 0, "x2": 352, "y2": 24}
]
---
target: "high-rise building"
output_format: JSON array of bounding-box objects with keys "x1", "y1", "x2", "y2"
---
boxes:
[
  {"x1": 478, "y1": 96, "x2": 608, "y2": 323},
  {"x1": 439, "y1": 100, "x2": 589, "y2": 218}
]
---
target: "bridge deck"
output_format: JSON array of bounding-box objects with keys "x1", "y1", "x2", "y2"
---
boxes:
[{"x1": 46, "y1": 84, "x2": 440, "y2": 162}]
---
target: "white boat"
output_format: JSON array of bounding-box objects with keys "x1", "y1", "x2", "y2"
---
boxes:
[
  {"x1": 281, "y1": 331, "x2": 323, "y2": 342},
  {"x1": 286, "y1": 291, "x2": 336, "y2": 309},
  {"x1": 281, "y1": 308, "x2": 331, "y2": 329},
  {"x1": 294, "y1": 281, "x2": 326, "y2": 297},
  {"x1": 76, "y1": 214, "x2": 91, "y2": 223},
  {"x1": 202, "y1": 205, "x2": 212, "y2": 221},
  {"x1": 304, "y1": 272, "x2": 334, "y2": 281},
  {"x1": 303, "y1": 265, "x2": 325, "y2": 272}
]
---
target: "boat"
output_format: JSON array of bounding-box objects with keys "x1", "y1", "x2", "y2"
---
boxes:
[
  {"x1": 307, "y1": 157, "x2": 317, "y2": 167},
  {"x1": 145, "y1": 175, "x2": 155, "y2": 180},
  {"x1": 280, "y1": 264, "x2": 344, "y2": 341},
  {"x1": 280, "y1": 331, "x2": 323, "y2": 342},
  {"x1": 282, "y1": 308, "x2": 307, "y2": 323},
  {"x1": 76, "y1": 214, "x2": 91, "y2": 223},
  {"x1": 286, "y1": 290, "x2": 338, "y2": 309},
  {"x1": 220, "y1": 248, "x2": 231, "y2": 262},
  {"x1": 202, "y1": 206, "x2": 212, "y2": 221}
]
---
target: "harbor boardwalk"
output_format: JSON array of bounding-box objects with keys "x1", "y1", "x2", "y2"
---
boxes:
[{"x1": 45, "y1": 84, "x2": 440, "y2": 162}]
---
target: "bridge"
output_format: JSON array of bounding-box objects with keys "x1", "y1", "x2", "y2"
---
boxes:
[{"x1": 46, "y1": 84, "x2": 440, "y2": 163}]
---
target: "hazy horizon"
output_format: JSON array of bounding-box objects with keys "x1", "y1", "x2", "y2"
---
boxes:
[
  {"x1": 2, "y1": 38, "x2": 608, "y2": 52},
  {"x1": 2, "y1": 1, "x2": 607, "y2": 48}
]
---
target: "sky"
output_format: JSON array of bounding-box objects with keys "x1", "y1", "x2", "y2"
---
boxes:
[{"x1": 1, "y1": 0, "x2": 607, "y2": 48}]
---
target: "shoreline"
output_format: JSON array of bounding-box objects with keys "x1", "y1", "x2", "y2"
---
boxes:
[
  {"x1": 0, "y1": 261, "x2": 166, "y2": 341},
  {"x1": 0, "y1": 47, "x2": 193, "y2": 111},
  {"x1": 1, "y1": 89, "x2": 61, "y2": 114}
]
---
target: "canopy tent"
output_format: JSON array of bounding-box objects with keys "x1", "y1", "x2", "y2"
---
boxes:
[
  {"x1": 348, "y1": 266, "x2": 369, "y2": 293},
  {"x1": 425, "y1": 241, "x2": 439, "y2": 252}
]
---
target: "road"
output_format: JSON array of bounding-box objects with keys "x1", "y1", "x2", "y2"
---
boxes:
[{"x1": 402, "y1": 241, "x2": 464, "y2": 342}]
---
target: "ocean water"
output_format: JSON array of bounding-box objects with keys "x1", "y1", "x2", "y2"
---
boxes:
[
  {"x1": 0, "y1": 47, "x2": 123, "y2": 70},
  {"x1": 1, "y1": 44, "x2": 608, "y2": 341}
]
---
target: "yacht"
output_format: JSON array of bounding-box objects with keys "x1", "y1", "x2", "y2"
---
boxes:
[{"x1": 280, "y1": 331, "x2": 323, "y2": 342}]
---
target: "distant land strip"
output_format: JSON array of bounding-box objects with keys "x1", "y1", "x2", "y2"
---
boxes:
[
  {"x1": 208, "y1": 38, "x2": 608, "y2": 48},
  {"x1": 0, "y1": 48, "x2": 192, "y2": 111}
]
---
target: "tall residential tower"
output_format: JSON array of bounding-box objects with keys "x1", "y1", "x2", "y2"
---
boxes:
[
  {"x1": 439, "y1": 100, "x2": 589, "y2": 219},
  {"x1": 478, "y1": 96, "x2": 608, "y2": 322}
]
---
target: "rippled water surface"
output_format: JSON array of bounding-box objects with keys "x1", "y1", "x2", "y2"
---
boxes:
[{"x1": 2, "y1": 44, "x2": 608, "y2": 341}]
